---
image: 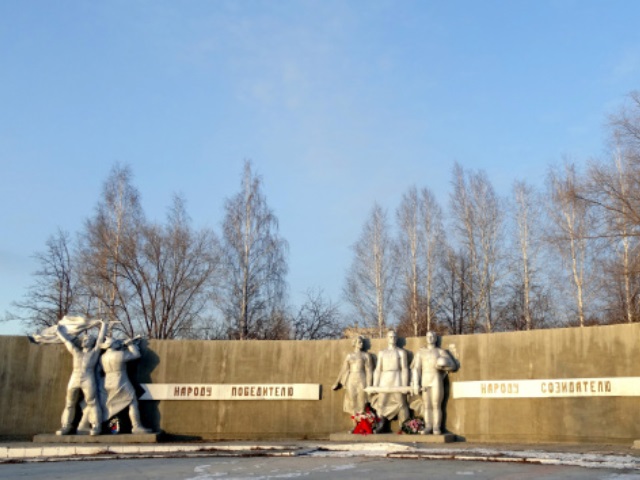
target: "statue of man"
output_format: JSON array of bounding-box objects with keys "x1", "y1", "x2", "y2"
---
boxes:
[
  {"x1": 56, "y1": 320, "x2": 110, "y2": 435},
  {"x1": 332, "y1": 335, "x2": 372, "y2": 431},
  {"x1": 371, "y1": 329, "x2": 410, "y2": 433},
  {"x1": 101, "y1": 336, "x2": 151, "y2": 434},
  {"x1": 411, "y1": 331, "x2": 457, "y2": 435}
]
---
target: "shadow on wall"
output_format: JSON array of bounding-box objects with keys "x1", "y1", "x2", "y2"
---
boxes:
[{"x1": 136, "y1": 341, "x2": 160, "y2": 433}]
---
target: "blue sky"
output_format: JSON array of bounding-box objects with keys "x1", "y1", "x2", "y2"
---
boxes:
[{"x1": 1, "y1": 0, "x2": 639, "y2": 335}]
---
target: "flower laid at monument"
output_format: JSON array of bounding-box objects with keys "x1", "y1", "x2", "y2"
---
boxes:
[
  {"x1": 350, "y1": 407, "x2": 378, "y2": 435},
  {"x1": 401, "y1": 417, "x2": 426, "y2": 435}
]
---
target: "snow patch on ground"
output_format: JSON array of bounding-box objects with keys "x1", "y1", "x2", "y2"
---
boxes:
[{"x1": 306, "y1": 443, "x2": 640, "y2": 470}]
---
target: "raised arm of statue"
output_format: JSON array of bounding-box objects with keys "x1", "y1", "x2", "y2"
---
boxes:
[
  {"x1": 56, "y1": 325, "x2": 78, "y2": 354},
  {"x1": 124, "y1": 342, "x2": 141, "y2": 362},
  {"x1": 94, "y1": 320, "x2": 108, "y2": 351}
]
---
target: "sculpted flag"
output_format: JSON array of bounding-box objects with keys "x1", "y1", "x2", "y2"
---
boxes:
[{"x1": 27, "y1": 316, "x2": 101, "y2": 344}]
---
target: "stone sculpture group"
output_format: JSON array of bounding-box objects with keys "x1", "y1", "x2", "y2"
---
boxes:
[
  {"x1": 334, "y1": 330, "x2": 458, "y2": 435},
  {"x1": 37, "y1": 316, "x2": 151, "y2": 436}
]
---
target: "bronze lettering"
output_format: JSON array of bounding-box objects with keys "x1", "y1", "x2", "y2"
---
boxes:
[
  {"x1": 597, "y1": 381, "x2": 604, "y2": 392},
  {"x1": 174, "y1": 386, "x2": 180, "y2": 397},
  {"x1": 288, "y1": 387, "x2": 294, "y2": 396},
  {"x1": 606, "y1": 381, "x2": 612, "y2": 393},
  {"x1": 251, "y1": 387, "x2": 255, "y2": 396},
  {"x1": 180, "y1": 387, "x2": 186, "y2": 396},
  {"x1": 541, "y1": 382, "x2": 547, "y2": 393},
  {"x1": 206, "y1": 387, "x2": 212, "y2": 396}
]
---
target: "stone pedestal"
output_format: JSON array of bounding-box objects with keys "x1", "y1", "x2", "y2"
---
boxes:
[
  {"x1": 329, "y1": 432, "x2": 456, "y2": 443},
  {"x1": 33, "y1": 432, "x2": 162, "y2": 444}
]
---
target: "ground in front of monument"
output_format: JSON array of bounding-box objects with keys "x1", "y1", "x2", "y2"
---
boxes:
[{"x1": 3, "y1": 454, "x2": 640, "y2": 480}]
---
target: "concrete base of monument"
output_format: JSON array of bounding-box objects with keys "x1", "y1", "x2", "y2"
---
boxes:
[
  {"x1": 329, "y1": 432, "x2": 457, "y2": 443},
  {"x1": 33, "y1": 432, "x2": 162, "y2": 444}
]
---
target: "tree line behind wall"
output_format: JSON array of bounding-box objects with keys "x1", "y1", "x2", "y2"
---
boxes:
[{"x1": 8, "y1": 92, "x2": 640, "y2": 339}]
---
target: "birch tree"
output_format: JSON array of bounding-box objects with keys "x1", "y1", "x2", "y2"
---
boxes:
[
  {"x1": 219, "y1": 161, "x2": 289, "y2": 340},
  {"x1": 79, "y1": 164, "x2": 143, "y2": 336},
  {"x1": 450, "y1": 164, "x2": 504, "y2": 332},
  {"x1": 345, "y1": 203, "x2": 397, "y2": 338},
  {"x1": 420, "y1": 187, "x2": 445, "y2": 333},
  {"x1": 546, "y1": 163, "x2": 594, "y2": 327},
  {"x1": 395, "y1": 187, "x2": 423, "y2": 336}
]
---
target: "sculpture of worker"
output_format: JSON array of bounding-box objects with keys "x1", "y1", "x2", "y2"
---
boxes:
[
  {"x1": 55, "y1": 319, "x2": 111, "y2": 436},
  {"x1": 370, "y1": 329, "x2": 410, "y2": 433},
  {"x1": 332, "y1": 335, "x2": 373, "y2": 430},
  {"x1": 410, "y1": 331, "x2": 458, "y2": 435},
  {"x1": 100, "y1": 336, "x2": 151, "y2": 434}
]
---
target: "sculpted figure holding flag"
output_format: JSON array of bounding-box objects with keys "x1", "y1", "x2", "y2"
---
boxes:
[{"x1": 55, "y1": 319, "x2": 111, "y2": 435}]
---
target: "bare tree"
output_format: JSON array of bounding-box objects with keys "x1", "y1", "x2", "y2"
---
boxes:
[
  {"x1": 219, "y1": 161, "x2": 289, "y2": 340},
  {"x1": 450, "y1": 164, "x2": 504, "y2": 332},
  {"x1": 546, "y1": 162, "x2": 595, "y2": 327},
  {"x1": 9, "y1": 229, "x2": 79, "y2": 330},
  {"x1": 79, "y1": 164, "x2": 143, "y2": 336},
  {"x1": 609, "y1": 91, "x2": 640, "y2": 152},
  {"x1": 419, "y1": 187, "x2": 445, "y2": 333},
  {"x1": 585, "y1": 152, "x2": 640, "y2": 323},
  {"x1": 509, "y1": 180, "x2": 550, "y2": 330},
  {"x1": 344, "y1": 203, "x2": 397, "y2": 338},
  {"x1": 395, "y1": 186, "x2": 446, "y2": 336},
  {"x1": 395, "y1": 187, "x2": 423, "y2": 336},
  {"x1": 292, "y1": 288, "x2": 343, "y2": 340},
  {"x1": 437, "y1": 247, "x2": 472, "y2": 335},
  {"x1": 122, "y1": 195, "x2": 222, "y2": 339}
]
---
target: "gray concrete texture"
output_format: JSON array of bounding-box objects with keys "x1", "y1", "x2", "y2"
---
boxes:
[{"x1": 1, "y1": 322, "x2": 640, "y2": 443}]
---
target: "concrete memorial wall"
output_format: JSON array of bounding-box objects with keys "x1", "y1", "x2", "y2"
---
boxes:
[{"x1": 1, "y1": 322, "x2": 640, "y2": 443}]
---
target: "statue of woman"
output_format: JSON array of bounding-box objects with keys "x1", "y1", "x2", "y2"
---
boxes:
[
  {"x1": 332, "y1": 335, "x2": 372, "y2": 430},
  {"x1": 100, "y1": 336, "x2": 151, "y2": 433}
]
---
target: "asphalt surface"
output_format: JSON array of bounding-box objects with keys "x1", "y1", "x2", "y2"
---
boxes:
[{"x1": 3, "y1": 439, "x2": 640, "y2": 479}]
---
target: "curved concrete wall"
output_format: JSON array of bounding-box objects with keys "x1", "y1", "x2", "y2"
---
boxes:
[{"x1": 1, "y1": 322, "x2": 640, "y2": 443}]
